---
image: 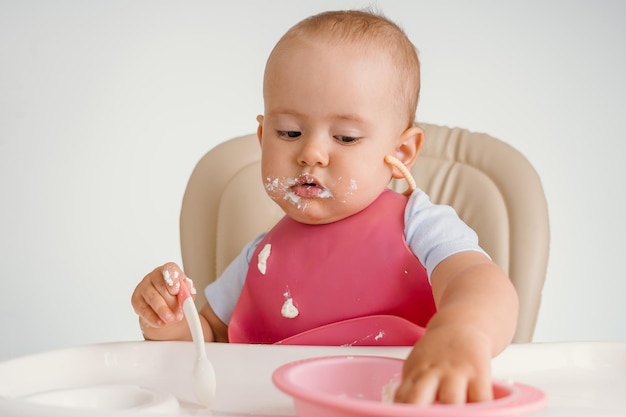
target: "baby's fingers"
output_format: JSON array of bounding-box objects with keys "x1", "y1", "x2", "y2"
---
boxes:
[
  {"x1": 131, "y1": 284, "x2": 176, "y2": 328},
  {"x1": 394, "y1": 371, "x2": 493, "y2": 405},
  {"x1": 131, "y1": 288, "x2": 165, "y2": 328},
  {"x1": 131, "y1": 264, "x2": 182, "y2": 327},
  {"x1": 436, "y1": 375, "x2": 469, "y2": 404},
  {"x1": 145, "y1": 282, "x2": 183, "y2": 325},
  {"x1": 467, "y1": 375, "x2": 493, "y2": 403},
  {"x1": 394, "y1": 371, "x2": 438, "y2": 405}
]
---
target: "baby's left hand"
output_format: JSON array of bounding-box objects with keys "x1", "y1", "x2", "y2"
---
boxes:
[{"x1": 394, "y1": 325, "x2": 494, "y2": 404}]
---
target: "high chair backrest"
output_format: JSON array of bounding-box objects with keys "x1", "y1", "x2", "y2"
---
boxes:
[{"x1": 180, "y1": 123, "x2": 550, "y2": 343}]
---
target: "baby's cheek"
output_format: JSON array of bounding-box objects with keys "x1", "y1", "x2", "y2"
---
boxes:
[{"x1": 330, "y1": 178, "x2": 358, "y2": 203}]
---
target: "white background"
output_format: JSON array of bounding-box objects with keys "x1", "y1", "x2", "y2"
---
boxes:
[{"x1": 1, "y1": 0, "x2": 625, "y2": 361}]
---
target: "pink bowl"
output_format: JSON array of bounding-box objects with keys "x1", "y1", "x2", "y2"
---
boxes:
[{"x1": 272, "y1": 356, "x2": 547, "y2": 417}]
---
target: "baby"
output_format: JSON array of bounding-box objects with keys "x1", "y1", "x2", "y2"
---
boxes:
[{"x1": 132, "y1": 9, "x2": 519, "y2": 405}]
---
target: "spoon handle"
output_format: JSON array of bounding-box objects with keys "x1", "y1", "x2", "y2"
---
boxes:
[
  {"x1": 181, "y1": 297, "x2": 207, "y2": 358},
  {"x1": 178, "y1": 279, "x2": 216, "y2": 407},
  {"x1": 176, "y1": 279, "x2": 208, "y2": 358}
]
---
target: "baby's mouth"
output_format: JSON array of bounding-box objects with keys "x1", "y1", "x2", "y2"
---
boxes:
[{"x1": 291, "y1": 174, "x2": 333, "y2": 199}]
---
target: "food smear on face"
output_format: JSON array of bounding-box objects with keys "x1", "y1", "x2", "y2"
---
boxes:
[
  {"x1": 284, "y1": 191, "x2": 303, "y2": 208},
  {"x1": 317, "y1": 188, "x2": 333, "y2": 198},
  {"x1": 257, "y1": 243, "x2": 272, "y2": 274},
  {"x1": 264, "y1": 176, "x2": 297, "y2": 194},
  {"x1": 337, "y1": 178, "x2": 357, "y2": 203},
  {"x1": 281, "y1": 291, "x2": 299, "y2": 318},
  {"x1": 264, "y1": 175, "x2": 333, "y2": 210},
  {"x1": 265, "y1": 176, "x2": 304, "y2": 209},
  {"x1": 348, "y1": 179, "x2": 357, "y2": 193},
  {"x1": 292, "y1": 174, "x2": 333, "y2": 199}
]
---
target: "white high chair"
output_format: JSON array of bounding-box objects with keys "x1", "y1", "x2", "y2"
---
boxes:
[{"x1": 179, "y1": 123, "x2": 550, "y2": 343}]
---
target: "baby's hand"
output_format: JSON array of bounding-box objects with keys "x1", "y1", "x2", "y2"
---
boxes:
[
  {"x1": 394, "y1": 326, "x2": 493, "y2": 405},
  {"x1": 131, "y1": 262, "x2": 196, "y2": 334}
]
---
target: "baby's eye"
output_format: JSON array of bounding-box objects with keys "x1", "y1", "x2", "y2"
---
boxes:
[
  {"x1": 277, "y1": 130, "x2": 301, "y2": 139},
  {"x1": 335, "y1": 135, "x2": 359, "y2": 144}
]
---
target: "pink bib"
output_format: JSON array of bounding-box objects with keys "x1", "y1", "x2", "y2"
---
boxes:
[{"x1": 228, "y1": 189, "x2": 436, "y2": 344}]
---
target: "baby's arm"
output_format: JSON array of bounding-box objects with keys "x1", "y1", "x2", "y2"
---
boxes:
[
  {"x1": 394, "y1": 251, "x2": 519, "y2": 404},
  {"x1": 131, "y1": 262, "x2": 228, "y2": 342}
]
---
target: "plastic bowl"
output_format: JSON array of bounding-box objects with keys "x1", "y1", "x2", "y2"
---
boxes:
[{"x1": 272, "y1": 356, "x2": 547, "y2": 417}]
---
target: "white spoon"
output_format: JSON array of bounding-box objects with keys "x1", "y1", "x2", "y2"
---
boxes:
[{"x1": 177, "y1": 278, "x2": 216, "y2": 408}]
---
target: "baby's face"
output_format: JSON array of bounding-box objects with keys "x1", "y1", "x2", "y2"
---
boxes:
[{"x1": 258, "y1": 37, "x2": 408, "y2": 224}]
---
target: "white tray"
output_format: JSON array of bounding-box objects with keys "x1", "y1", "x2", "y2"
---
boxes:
[{"x1": 0, "y1": 341, "x2": 624, "y2": 416}]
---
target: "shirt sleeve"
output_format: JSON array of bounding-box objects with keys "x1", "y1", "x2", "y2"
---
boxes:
[
  {"x1": 404, "y1": 189, "x2": 488, "y2": 279},
  {"x1": 204, "y1": 233, "x2": 265, "y2": 324}
]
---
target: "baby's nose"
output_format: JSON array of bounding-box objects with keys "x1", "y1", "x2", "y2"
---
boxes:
[{"x1": 297, "y1": 136, "x2": 329, "y2": 167}]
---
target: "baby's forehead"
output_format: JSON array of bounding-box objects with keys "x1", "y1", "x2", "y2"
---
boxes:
[
  {"x1": 265, "y1": 22, "x2": 420, "y2": 128},
  {"x1": 270, "y1": 34, "x2": 396, "y2": 73}
]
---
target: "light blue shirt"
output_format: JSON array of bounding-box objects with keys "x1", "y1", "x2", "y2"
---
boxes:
[{"x1": 206, "y1": 188, "x2": 486, "y2": 324}]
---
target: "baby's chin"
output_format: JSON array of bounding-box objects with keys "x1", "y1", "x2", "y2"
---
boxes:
[{"x1": 277, "y1": 199, "x2": 363, "y2": 225}]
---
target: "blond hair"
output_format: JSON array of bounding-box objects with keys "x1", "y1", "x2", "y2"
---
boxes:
[{"x1": 267, "y1": 9, "x2": 421, "y2": 128}]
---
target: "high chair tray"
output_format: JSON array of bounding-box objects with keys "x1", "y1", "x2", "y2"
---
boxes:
[{"x1": 0, "y1": 341, "x2": 624, "y2": 416}]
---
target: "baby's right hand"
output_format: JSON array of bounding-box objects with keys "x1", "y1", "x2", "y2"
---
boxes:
[{"x1": 131, "y1": 262, "x2": 196, "y2": 334}]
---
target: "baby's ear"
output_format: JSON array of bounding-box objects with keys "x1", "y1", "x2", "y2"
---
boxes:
[
  {"x1": 256, "y1": 115, "x2": 264, "y2": 145},
  {"x1": 394, "y1": 126, "x2": 423, "y2": 172}
]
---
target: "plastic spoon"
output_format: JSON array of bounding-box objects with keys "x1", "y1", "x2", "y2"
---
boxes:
[{"x1": 177, "y1": 278, "x2": 216, "y2": 408}]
